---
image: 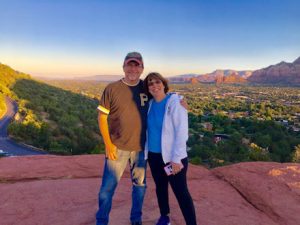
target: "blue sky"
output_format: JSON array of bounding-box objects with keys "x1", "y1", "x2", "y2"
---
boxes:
[{"x1": 0, "y1": 0, "x2": 299, "y2": 78}]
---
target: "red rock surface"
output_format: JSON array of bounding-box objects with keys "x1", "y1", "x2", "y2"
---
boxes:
[
  {"x1": 0, "y1": 155, "x2": 299, "y2": 225},
  {"x1": 213, "y1": 162, "x2": 300, "y2": 225}
]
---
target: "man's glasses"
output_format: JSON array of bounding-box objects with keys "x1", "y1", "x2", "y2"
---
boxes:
[{"x1": 148, "y1": 80, "x2": 162, "y2": 86}]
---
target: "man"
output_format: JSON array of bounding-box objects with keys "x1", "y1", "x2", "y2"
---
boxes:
[{"x1": 96, "y1": 52, "x2": 148, "y2": 225}]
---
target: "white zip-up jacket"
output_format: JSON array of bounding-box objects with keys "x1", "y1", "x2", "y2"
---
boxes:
[{"x1": 145, "y1": 93, "x2": 188, "y2": 164}]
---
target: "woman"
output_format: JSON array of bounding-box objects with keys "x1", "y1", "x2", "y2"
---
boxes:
[{"x1": 144, "y1": 72, "x2": 197, "y2": 225}]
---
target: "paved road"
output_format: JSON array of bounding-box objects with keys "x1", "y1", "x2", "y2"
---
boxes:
[{"x1": 0, "y1": 97, "x2": 47, "y2": 156}]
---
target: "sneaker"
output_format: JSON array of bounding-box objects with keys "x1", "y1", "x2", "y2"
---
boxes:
[
  {"x1": 131, "y1": 222, "x2": 142, "y2": 225},
  {"x1": 156, "y1": 215, "x2": 170, "y2": 225}
]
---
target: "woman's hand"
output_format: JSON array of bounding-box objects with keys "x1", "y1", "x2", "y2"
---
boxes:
[{"x1": 171, "y1": 161, "x2": 184, "y2": 175}]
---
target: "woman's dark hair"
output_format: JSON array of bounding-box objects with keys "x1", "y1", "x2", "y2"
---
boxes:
[{"x1": 143, "y1": 72, "x2": 169, "y2": 97}]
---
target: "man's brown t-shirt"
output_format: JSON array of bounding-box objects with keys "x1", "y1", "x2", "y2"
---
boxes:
[{"x1": 98, "y1": 80, "x2": 148, "y2": 151}]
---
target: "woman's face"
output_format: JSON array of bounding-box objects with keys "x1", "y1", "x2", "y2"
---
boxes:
[{"x1": 147, "y1": 78, "x2": 165, "y2": 99}]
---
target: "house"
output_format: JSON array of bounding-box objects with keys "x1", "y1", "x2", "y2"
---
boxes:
[
  {"x1": 213, "y1": 134, "x2": 230, "y2": 143},
  {"x1": 201, "y1": 122, "x2": 213, "y2": 131},
  {"x1": 291, "y1": 126, "x2": 300, "y2": 132},
  {"x1": 280, "y1": 120, "x2": 289, "y2": 127}
]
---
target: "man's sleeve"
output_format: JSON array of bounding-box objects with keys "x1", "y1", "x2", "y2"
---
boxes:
[{"x1": 97, "y1": 87, "x2": 111, "y2": 115}]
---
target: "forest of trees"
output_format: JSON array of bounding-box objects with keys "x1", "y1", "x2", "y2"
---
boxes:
[
  {"x1": 0, "y1": 63, "x2": 103, "y2": 155},
  {"x1": 0, "y1": 63, "x2": 30, "y2": 118},
  {"x1": 0, "y1": 94, "x2": 6, "y2": 118},
  {"x1": 171, "y1": 83, "x2": 300, "y2": 167},
  {"x1": 8, "y1": 79, "x2": 101, "y2": 155},
  {"x1": 187, "y1": 114, "x2": 300, "y2": 167},
  {"x1": 43, "y1": 79, "x2": 300, "y2": 167}
]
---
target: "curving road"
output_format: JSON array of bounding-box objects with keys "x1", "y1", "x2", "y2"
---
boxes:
[{"x1": 0, "y1": 97, "x2": 47, "y2": 156}]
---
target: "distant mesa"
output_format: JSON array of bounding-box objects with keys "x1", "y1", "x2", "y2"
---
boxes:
[
  {"x1": 203, "y1": 70, "x2": 250, "y2": 84},
  {"x1": 190, "y1": 77, "x2": 198, "y2": 84},
  {"x1": 216, "y1": 72, "x2": 247, "y2": 84}
]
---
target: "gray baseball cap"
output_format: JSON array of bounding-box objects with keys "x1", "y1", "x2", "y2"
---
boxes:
[{"x1": 123, "y1": 52, "x2": 144, "y2": 67}]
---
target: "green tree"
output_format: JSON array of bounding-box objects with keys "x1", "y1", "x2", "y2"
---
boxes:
[{"x1": 291, "y1": 144, "x2": 300, "y2": 163}]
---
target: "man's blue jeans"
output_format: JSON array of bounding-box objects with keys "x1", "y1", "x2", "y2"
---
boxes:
[{"x1": 96, "y1": 149, "x2": 147, "y2": 225}]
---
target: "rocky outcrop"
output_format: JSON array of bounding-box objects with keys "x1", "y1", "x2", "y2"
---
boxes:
[
  {"x1": 213, "y1": 162, "x2": 300, "y2": 225},
  {"x1": 215, "y1": 72, "x2": 248, "y2": 84},
  {"x1": 190, "y1": 77, "x2": 199, "y2": 84},
  {"x1": 0, "y1": 155, "x2": 299, "y2": 225},
  {"x1": 168, "y1": 70, "x2": 252, "y2": 84},
  {"x1": 248, "y1": 57, "x2": 300, "y2": 85},
  {"x1": 197, "y1": 70, "x2": 251, "y2": 84}
]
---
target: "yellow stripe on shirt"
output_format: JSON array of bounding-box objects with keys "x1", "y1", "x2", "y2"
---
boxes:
[{"x1": 97, "y1": 105, "x2": 110, "y2": 114}]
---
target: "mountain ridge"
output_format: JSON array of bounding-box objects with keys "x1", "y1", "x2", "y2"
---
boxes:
[
  {"x1": 248, "y1": 56, "x2": 300, "y2": 85},
  {"x1": 168, "y1": 56, "x2": 300, "y2": 85}
]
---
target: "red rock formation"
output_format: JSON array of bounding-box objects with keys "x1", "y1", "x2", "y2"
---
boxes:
[
  {"x1": 223, "y1": 72, "x2": 247, "y2": 83},
  {"x1": 215, "y1": 74, "x2": 224, "y2": 84},
  {"x1": 0, "y1": 155, "x2": 299, "y2": 225},
  {"x1": 214, "y1": 72, "x2": 247, "y2": 84},
  {"x1": 197, "y1": 70, "x2": 251, "y2": 84},
  {"x1": 190, "y1": 77, "x2": 198, "y2": 84},
  {"x1": 248, "y1": 57, "x2": 300, "y2": 85}
]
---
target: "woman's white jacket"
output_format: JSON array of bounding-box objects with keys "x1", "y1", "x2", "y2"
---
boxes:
[{"x1": 144, "y1": 93, "x2": 188, "y2": 164}]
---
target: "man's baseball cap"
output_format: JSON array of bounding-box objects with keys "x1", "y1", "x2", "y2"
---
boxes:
[{"x1": 123, "y1": 52, "x2": 144, "y2": 67}]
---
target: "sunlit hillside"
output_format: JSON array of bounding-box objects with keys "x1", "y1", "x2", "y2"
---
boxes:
[
  {"x1": 39, "y1": 79, "x2": 108, "y2": 100},
  {"x1": 0, "y1": 64, "x2": 102, "y2": 154},
  {"x1": 0, "y1": 63, "x2": 30, "y2": 117}
]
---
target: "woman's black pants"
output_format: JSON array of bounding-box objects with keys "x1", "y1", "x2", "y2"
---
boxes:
[{"x1": 148, "y1": 152, "x2": 197, "y2": 225}]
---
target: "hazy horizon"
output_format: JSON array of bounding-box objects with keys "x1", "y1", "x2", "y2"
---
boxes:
[{"x1": 1, "y1": 0, "x2": 299, "y2": 78}]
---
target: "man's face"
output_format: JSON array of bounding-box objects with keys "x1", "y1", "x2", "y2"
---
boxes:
[{"x1": 123, "y1": 61, "x2": 144, "y2": 85}]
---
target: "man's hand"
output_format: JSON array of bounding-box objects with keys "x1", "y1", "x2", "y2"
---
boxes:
[
  {"x1": 180, "y1": 99, "x2": 189, "y2": 110},
  {"x1": 98, "y1": 111, "x2": 117, "y2": 160},
  {"x1": 105, "y1": 143, "x2": 117, "y2": 160}
]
